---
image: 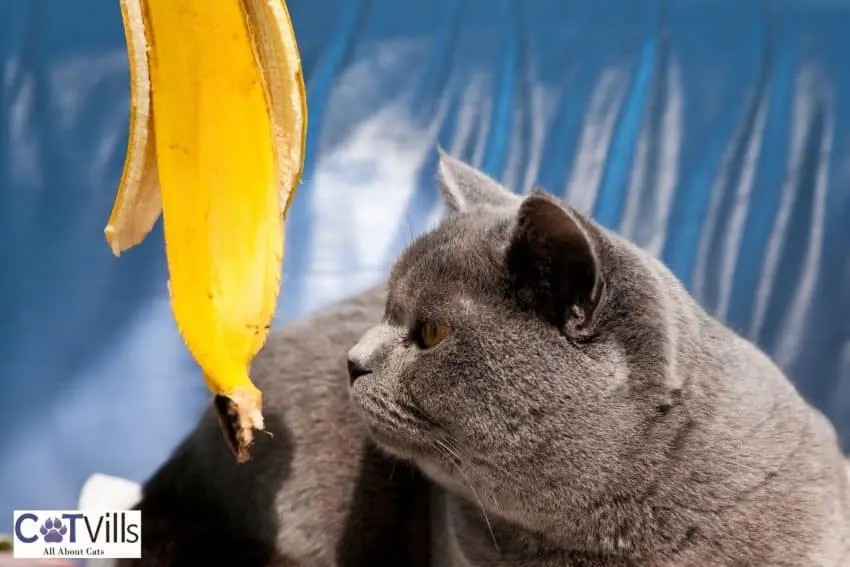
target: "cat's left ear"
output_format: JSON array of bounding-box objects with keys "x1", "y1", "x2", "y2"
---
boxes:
[
  {"x1": 506, "y1": 190, "x2": 606, "y2": 338},
  {"x1": 436, "y1": 147, "x2": 521, "y2": 213}
]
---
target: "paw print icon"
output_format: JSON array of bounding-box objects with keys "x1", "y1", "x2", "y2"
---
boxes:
[{"x1": 39, "y1": 518, "x2": 67, "y2": 544}]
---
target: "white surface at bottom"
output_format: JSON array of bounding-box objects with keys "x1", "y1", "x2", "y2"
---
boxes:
[{"x1": 77, "y1": 473, "x2": 141, "y2": 567}]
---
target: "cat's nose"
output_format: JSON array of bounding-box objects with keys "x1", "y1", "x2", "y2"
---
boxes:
[{"x1": 347, "y1": 359, "x2": 371, "y2": 385}]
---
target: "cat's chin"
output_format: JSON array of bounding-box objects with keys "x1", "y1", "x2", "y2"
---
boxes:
[
  {"x1": 368, "y1": 430, "x2": 466, "y2": 494},
  {"x1": 355, "y1": 413, "x2": 448, "y2": 474},
  {"x1": 417, "y1": 459, "x2": 466, "y2": 491},
  {"x1": 364, "y1": 426, "x2": 463, "y2": 487},
  {"x1": 350, "y1": 382, "x2": 442, "y2": 460},
  {"x1": 363, "y1": 424, "x2": 419, "y2": 458}
]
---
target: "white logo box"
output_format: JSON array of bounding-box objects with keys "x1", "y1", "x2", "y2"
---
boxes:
[{"x1": 11, "y1": 510, "x2": 141, "y2": 560}]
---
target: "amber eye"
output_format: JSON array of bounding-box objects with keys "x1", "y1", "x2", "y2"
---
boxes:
[{"x1": 417, "y1": 320, "x2": 453, "y2": 349}]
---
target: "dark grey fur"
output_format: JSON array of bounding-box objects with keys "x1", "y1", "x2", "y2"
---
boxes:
[{"x1": 128, "y1": 152, "x2": 850, "y2": 566}]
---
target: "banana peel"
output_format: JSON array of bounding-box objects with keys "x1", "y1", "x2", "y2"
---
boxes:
[{"x1": 105, "y1": 0, "x2": 307, "y2": 462}]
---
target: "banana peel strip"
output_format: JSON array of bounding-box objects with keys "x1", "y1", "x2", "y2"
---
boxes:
[{"x1": 106, "y1": 0, "x2": 307, "y2": 462}]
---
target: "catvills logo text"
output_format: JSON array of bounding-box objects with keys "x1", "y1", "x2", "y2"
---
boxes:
[{"x1": 12, "y1": 510, "x2": 141, "y2": 559}]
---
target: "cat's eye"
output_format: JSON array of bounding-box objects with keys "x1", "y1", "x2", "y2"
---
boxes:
[{"x1": 416, "y1": 320, "x2": 453, "y2": 349}]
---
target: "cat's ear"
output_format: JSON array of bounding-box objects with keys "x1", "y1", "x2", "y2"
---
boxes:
[
  {"x1": 506, "y1": 190, "x2": 605, "y2": 338},
  {"x1": 436, "y1": 147, "x2": 520, "y2": 213}
]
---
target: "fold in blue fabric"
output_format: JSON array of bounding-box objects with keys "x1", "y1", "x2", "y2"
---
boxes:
[{"x1": 1, "y1": 0, "x2": 849, "y2": 532}]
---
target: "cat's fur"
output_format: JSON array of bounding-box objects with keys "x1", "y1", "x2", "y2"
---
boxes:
[{"x1": 124, "y1": 151, "x2": 850, "y2": 566}]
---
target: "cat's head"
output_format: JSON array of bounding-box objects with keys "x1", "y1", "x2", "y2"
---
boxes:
[{"x1": 347, "y1": 150, "x2": 680, "y2": 533}]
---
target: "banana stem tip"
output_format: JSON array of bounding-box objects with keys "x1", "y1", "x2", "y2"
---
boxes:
[{"x1": 213, "y1": 392, "x2": 265, "y2": 463}]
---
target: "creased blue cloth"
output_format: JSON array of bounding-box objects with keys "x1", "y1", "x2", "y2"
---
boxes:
[{"x1": 1, "y1": 0, "x2": 849, "y2": 532}]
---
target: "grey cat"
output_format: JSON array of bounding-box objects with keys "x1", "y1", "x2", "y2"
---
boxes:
[
  {"x1": 348, "y1": 150, "x2": 850, "y2": 565},
  {"x1": 125, "y1": 151, "x2": 850, "y2": 566}
]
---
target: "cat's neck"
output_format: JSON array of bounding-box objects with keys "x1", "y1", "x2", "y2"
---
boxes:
[
  {"x1": 439, "y1": 492, "x2": 640, "y2": 567},
  {"x1": 441, "y1": 410, "x2": 850, "y2": 566}
]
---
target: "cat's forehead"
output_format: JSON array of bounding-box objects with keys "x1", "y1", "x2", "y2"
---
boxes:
[{"x1": 387, "y1": 211, "x2": 511, "y2": 312}]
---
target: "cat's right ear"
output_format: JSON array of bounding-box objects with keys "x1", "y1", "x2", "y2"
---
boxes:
[
  {"x1": 506, "y1": 191, "x2": 606, "y2": 338},
  {"x1": 436, "y1": 147, "x2": 521, "y2": 214}
]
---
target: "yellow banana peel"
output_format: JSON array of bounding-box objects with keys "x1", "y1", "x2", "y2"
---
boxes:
[{"x1": 105, "y1": 0, "x2": 307, "y2": 462}]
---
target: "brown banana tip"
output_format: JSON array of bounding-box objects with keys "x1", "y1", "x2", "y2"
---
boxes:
[{"x1": 213, "y1": 393, "x2": 265, "y2": 463}]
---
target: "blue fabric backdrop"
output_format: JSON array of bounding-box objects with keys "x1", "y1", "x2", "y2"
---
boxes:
[{"x1": 2, "y1": 0, "x2": 849, "y2": 533}]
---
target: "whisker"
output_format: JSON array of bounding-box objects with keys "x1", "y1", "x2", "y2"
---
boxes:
[
  {"x1": 443, "y1": 433, "x2": 548, "y2": 505},
  {"x1": 436, "y1": 438, "x2": 462, "y2": 465},
  {"x1": 440, "y1": 436, "x2": 505, "y2": 512},
  {"x1": 435, "y1": 439, "x2": 501, "y2": 553}
]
